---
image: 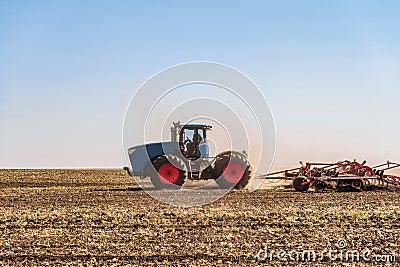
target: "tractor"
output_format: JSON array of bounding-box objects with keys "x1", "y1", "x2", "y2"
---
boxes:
[{"x1": 124, "y1": 122, "x2": 251, "y2": 189}]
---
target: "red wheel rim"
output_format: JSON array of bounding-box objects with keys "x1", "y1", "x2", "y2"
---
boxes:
[
  {"x1": 158, "y1": 163, "x2": 179, "y2": 184},
  {"x1": 223, "y1": 162, "x2": 244, "y2": 183}
]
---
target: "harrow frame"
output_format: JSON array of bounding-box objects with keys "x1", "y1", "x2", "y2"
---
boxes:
[{"x1": 262, "y1": 160, "x2": 400, "y2": 192}]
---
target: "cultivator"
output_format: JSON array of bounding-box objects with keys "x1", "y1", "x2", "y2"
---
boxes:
[{"x1": 263, "y1": 160, "x2": 400, "y2": 192}]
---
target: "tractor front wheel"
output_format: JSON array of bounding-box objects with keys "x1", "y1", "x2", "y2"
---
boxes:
[{"x1": 213, "y1": 152, "x2": 251, "y2": 189}]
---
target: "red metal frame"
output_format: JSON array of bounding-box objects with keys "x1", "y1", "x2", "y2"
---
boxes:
[{"x1": 262, "y1": 159, "x2": 400, "y2": 190}]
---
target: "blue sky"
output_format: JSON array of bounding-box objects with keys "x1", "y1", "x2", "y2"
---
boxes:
[{"x1": 1, "y1": 1, "x2": 399, "y2": 168}]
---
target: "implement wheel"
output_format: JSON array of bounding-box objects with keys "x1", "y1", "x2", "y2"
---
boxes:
[{"x1": 293, "y1": 176, "x2": 310, "y2": 192}]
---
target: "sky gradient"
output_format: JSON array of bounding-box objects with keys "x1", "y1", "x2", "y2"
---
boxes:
[{"x1": 1, "y1": 1, "x2": 399, "y2": 168}]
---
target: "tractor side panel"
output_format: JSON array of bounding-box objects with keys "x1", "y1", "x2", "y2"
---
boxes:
[{"x1": 128, "y1": 142, "x2": 179, "y2": 174}]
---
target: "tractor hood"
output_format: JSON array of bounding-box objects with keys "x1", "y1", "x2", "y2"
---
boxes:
[{"x1": 127, "y1": 142, "x2": 180, "y2": 173}]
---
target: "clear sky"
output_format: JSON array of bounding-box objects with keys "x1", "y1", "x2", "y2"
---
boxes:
[{"x1": 1, "y1": 1, "x2": 399, "y2": 168}]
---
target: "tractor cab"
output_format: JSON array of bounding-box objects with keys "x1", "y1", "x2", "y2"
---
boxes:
[{"x1": 170, "y1": 122, "x2": 211, "y2": 160}]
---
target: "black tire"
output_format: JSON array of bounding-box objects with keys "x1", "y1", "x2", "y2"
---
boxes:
[
  {"x1": 313, "y1": 180, "x2": 327, "y2": 191},
  {"x1": 213, "y1": 152, "x2": 251, "y2": 189},
  {"x1": 293, "y1": 176, "x2": 310, "y2": 192},
  {"x1": 150, "y1": 155, "x2": 186, "y2": 189},
  {"x1": 351, "y1": 179, "x2": 363, "y2": 191}
]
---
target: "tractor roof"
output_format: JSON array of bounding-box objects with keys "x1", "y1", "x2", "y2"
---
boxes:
[{"x1": 176, "y1": 124, "x2": 212, "y2": 130}]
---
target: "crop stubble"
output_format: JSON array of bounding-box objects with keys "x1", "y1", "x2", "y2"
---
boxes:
[{"x1": 0, "y1": 169, "x2": 399, "y2": 266}]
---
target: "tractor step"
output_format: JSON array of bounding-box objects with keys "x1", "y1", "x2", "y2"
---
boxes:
[{"x1": 191, "y1": 172, "x2": 201, "y2": 180}]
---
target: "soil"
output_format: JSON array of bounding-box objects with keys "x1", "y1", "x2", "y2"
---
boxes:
[{"x1": 0, "y1": 169, "x2": 399, "y2": 266}]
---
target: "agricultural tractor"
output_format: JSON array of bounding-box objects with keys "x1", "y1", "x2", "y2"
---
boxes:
[{"x1": 124, "y1": 122, "x2": 251, "y2": 189}]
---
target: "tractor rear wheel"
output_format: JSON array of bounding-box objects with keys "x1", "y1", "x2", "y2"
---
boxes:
[
  {"x1": 293, "y1": 176, "x2": 310, "y2": 192},
  {"x1": 150, "y1": 155, "x2": 186, "y2": 189},
  {"x1": 213, "y1": 152, "x2": 251, "y2": 189}
]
